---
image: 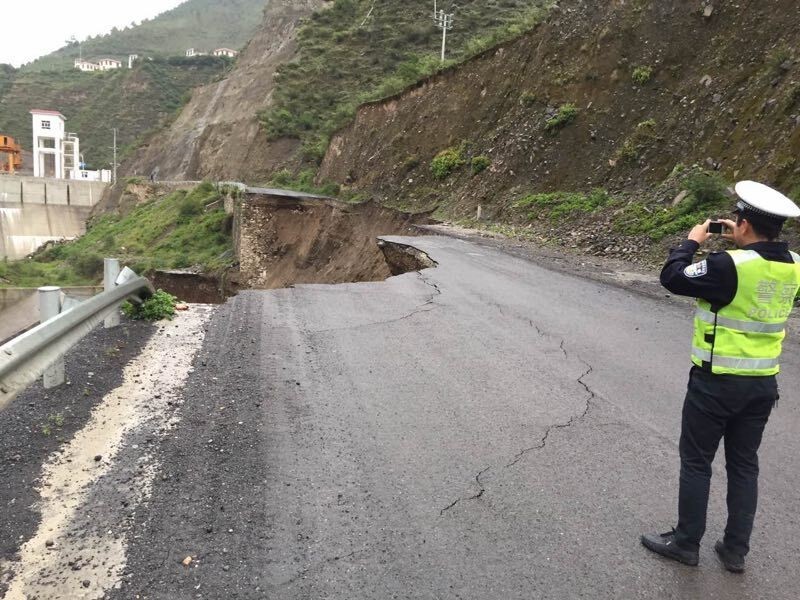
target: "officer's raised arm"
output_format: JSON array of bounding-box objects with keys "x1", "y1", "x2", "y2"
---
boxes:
[{"x1": 659, "y1": 219, "x2": 737, "y2": 307}]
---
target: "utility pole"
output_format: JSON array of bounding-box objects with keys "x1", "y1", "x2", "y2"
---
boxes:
[
  {"x1": 434, "y1": 8, "x2": 454, "y2": 63},
  {"x1": 112, "y1": 128, "x2": 117, "y2": 184}
]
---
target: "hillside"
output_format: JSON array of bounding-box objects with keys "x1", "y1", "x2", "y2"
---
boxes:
[
  {"x1": 318, "y1": 0, "x2": 800, "y2": 262},
  {"x1": 260, "y1": 0, "x2": 552, "y2": 163},
  {"x1": 0, "y1": 57, "x2": 232, "y2": 169},
  {"x1": 121, "y1": 0, "x2": 554, "y2": 181},
  {"x1": 23, "y1": 0, "x2": 266, "y2": 72},
  {"x1": 122, "y1": 0, "x2": 324, "y2": 182}
]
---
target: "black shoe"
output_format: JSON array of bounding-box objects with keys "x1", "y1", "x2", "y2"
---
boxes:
[
  {"x1": 714, "y1": 540, "x2": 745, "y2": 573},
  {"x1": 640, "y1": 530, "x2": 699, "y2": 566}
]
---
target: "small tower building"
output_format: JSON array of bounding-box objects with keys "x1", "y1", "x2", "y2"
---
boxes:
[{"x1": 31, "y1": 110, "x2": 67, "y2": 179}]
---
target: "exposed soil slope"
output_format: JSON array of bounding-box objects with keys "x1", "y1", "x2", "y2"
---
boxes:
[
  {"x1": 122, "y1": 0, "x2": 323, "y2": 183},
  {"x1": 319, "y1": 1, "x2": 800, "y2": 221},
  {"x1": 234, "y1": 196, "x2": 431, "y2": 288}
]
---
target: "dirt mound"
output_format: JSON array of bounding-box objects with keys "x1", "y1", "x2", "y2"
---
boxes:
[
  {"x1": 234, "y1": 196, "x2": 434, "y2": 289},
  {"x1": 121, "y1": 0, "x2": 323, "y2": 183},
  {"x1": 319, "y1": 0, "x2": 800, "y2": 217}
]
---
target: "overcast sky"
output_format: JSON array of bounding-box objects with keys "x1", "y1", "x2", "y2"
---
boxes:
[{"x1": 2, "y1": 0, "x2": 186, "y2": 67}]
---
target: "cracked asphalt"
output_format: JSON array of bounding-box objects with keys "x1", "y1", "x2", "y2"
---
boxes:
[{"x1": 94, "y1": 235, "x2": 800, "y2": 597}]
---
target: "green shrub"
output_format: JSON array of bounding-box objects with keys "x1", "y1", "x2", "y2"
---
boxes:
[
  {"x1": 632, "y1": 65, "x2": 653, "y2": 85},
  {"x1": 514, "y1": 188, "x2": 612, "y2": 221},
  {"x1": 430, "y1": 146, "x2": 466, "y2": 179},
  {"x1": 614, "y1": 119, "x2": 658, "y2": 164},
  {"x1": 684, "y1": 171, "x2": 728, "y2": 206},
  {"x1": 74, "y1": 252, "x2": 104, "y2": 278},
  {"x1": 178, "y1": 196, "x2": 203, "y2": 219},
  {"x1": 519, "y1": 91, "x2": 537, "y2": 106},
  {"x1": 471, "y1": 155, "x2": 491, "y2": 175},
  {"x1": 544, "y1": 104, "x2": 579, "y2": 131},
  {"x1": 270, "y1": 169, "x2": 294, "y2": 187},
  {"x1": 612, "y1": 171, "x2": 731, "y2": 240},
  {"x1": 122, "y1": 289, "x2": 178, "y2": 321}
]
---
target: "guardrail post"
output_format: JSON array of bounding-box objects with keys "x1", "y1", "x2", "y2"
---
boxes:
[
  {"x1": 38, "y1": 286, "x2": 65, "y2": 389},
  {"x1": 104, "y1": 258, "x2": 121, "y2": 328}
]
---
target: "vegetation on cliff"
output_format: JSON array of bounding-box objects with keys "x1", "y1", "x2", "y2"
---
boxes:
[
  {"x1": 311, "y1": 0, "x2": 800, "y2": 263},
  {"x1": 260, "y1": 0, "x2": 553, "y2": 162}
]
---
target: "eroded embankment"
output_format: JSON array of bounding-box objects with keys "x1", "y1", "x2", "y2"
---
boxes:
[{"x1": 234, "y1": 197, "x2": 435, "y2": 289}]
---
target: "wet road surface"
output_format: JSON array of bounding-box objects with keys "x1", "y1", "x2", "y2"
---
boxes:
[{"x1": 5, "y1": 234, "x2": 800, "y2": 599}]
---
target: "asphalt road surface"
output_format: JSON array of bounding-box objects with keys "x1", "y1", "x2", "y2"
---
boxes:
[{"x1": 6, "y1": 234, "x2": 800, "y2": 599}]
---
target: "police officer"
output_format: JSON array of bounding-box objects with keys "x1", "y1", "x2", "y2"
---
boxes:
[{"x1": 641, "y1": 181, "x2": 800, "y2": 573}]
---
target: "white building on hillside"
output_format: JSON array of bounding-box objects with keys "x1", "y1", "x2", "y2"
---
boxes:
[
  {"x1": 97, "y1": 58, "x2": 123, "y2": 70},
  {"x1": 212, "y1": 48, "x2": 238, "y2": 58},
  {"x1": 30, "y1": 110, "x2": 111, "y2": 182},
  {"x1": 186, "y1": 48, "x2": 206, "y2": 57},
  {"x1": 74, "y1": 58, "x2": 98, "y2": 72},
  {"x1": 31, "y1": 110, "x2": 67, "y2": 179},
  {"x1": 128, "y1": 54, "x2": 139, "y2": 68}
]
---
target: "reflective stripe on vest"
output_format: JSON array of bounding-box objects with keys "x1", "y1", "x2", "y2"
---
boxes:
[
  {"x1": 694, "y1": 307, "x2": 786, "y2": 333},
  {"x1": 691, "y1": 249, "x2": 800, "y2": 376},
  {"x1": 729, "y1": 249, "x2": 762, "y2": 266},
  {"x1": 691, "y1": 347, "x2": 780, "y2": 370}
]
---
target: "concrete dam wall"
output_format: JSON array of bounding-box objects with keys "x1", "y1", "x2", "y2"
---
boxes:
[{"x1": 0, "y1": 175, "x2": 107, "y2": 260}]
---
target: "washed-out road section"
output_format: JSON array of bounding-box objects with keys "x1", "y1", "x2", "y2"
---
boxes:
[{"x1": 107, "y1": 234, "x2": 800, "y2": 599}]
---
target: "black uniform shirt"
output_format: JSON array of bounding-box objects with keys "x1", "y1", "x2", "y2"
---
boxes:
[{"x1": 660, "y1": 240, "x2": 795, "y2": 310}]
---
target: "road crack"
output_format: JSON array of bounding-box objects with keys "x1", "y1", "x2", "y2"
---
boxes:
[
  {"x1": 440, "y1": 336, "x2": 598, "y2": 517},
  {"x1": 505, "y1": 361, "x2": 594, "y2": 468},
  {"x1": 440, "y1": 466, "x2": 490, "y2": 515},
  {"x1": 310, "y1": 272, "x2": 442, "y2": 334}
]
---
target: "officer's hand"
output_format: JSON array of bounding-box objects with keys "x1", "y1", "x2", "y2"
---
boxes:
[
  {"x1": 719, "y1": 218, "x2": 737, "y2": 241},
  {"x1": 720, "y1": 219, "x2": 736, "y2": 241},
  {"x1": 688, "y1": 220, "x2": 713, "y2": 244}
]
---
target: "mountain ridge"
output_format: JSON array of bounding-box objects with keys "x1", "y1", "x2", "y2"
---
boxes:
[{"x1": 22, "y1": 0, "x2": 267, "y2": 72}]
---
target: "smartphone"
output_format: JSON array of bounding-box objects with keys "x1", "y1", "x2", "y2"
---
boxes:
[{"x1": 708, "y1": 221, "x2": 725, "y2": 234}]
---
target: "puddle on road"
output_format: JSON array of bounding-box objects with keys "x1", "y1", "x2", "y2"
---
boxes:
[{"x1": 0, "y1": 306, "x2": 213, "y2": 600}]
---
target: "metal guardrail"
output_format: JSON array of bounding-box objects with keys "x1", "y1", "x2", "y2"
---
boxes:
[{"x1": 0, "y1": 262, "x2": 153, "y2": 411}]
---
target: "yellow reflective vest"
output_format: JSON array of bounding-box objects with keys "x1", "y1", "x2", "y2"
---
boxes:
[{"x1": 692, "y1": 249, "x2": 800, "y2": 375}]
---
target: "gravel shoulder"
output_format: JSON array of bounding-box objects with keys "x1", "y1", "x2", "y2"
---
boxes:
[
  {"x1": 0, "y1": 307, "x2": 213, "y2": 599},
  {"x1": 0, "y1": 319, "x2": 156, "y2": 595}
]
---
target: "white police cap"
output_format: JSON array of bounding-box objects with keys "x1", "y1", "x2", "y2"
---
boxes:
[{"x1": 734, "y1": 180, "x2": 800, "y2": 219}]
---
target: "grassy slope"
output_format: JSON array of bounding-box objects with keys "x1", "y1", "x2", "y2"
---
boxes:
[
  {"x1": 24, "y1": 0, "x2": 266, "y2": 72},
  {"x1": 0, "y1": 183, "x2": 233, "y2": 288},
  {"x1": 0, "y1": 57, "x2": 231, "y2": 169},
  {"x1": 261, "y1": 0, "x2": 552, "y2": 161}
]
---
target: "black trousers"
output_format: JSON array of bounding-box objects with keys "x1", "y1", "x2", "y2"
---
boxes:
[{"x1": 674, "y1": 366, "x2": 778, "y2": 556}]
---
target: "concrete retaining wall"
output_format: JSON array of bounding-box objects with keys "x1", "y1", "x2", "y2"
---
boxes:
[
  {"x1": 0, "y1": 175, "x2": 107, "y2": 207},
  {"x1": 0, "y1": 202, "x2": 93, "y2": 260},
  {"x1": 0, "y1": 175, "x2": 105, "y2": 259}
]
